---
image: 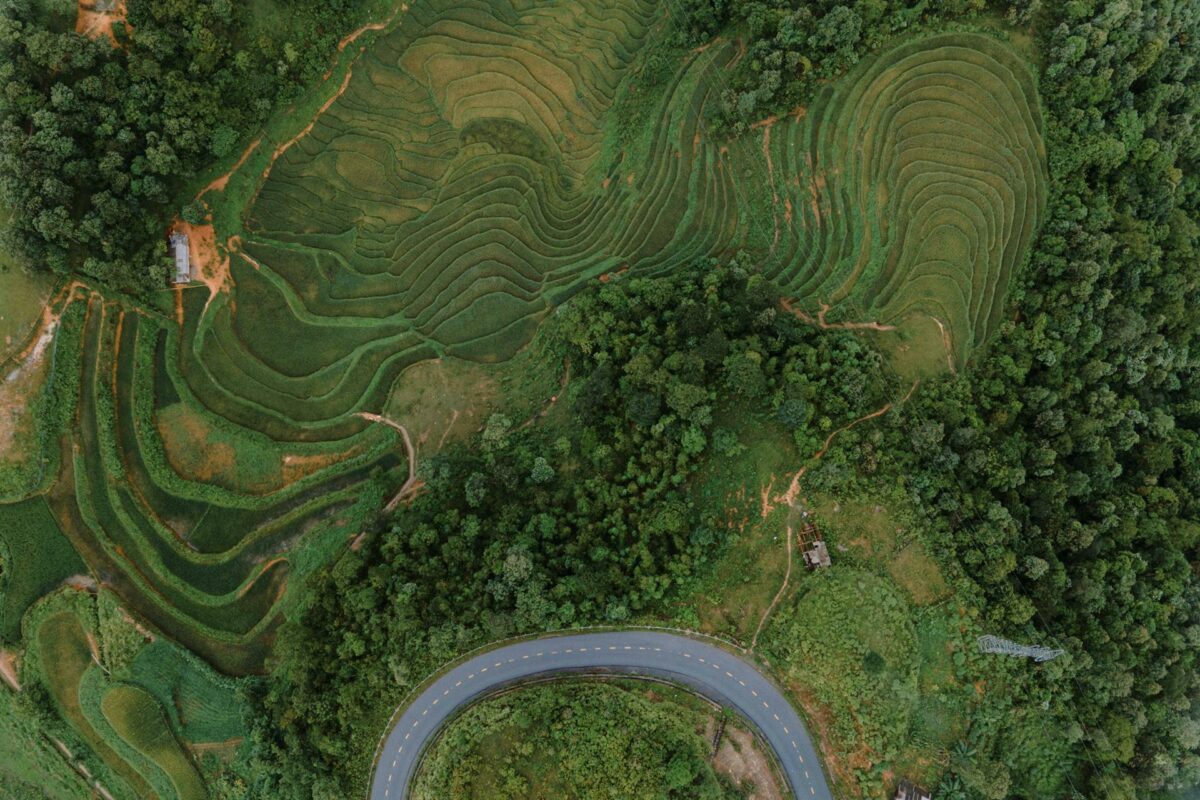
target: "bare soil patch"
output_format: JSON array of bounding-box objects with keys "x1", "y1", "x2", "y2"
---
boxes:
[
  {"x1": 186, "y1": 737, "x2": 243, "y2": 763},
  {"x1": 281, "y1": 450, "x2": 357, "y2": 485},
  {"x1": 75, "y1": 0, "x2": 127, "y2": 46},
  {"x1": 156, "y1": 403, "x2": 244, "y2": 487},
  {"x1": 0, "y1": 649, "x2": 21, "y2": 691},
  {"x1": 171, "y1": 220, "x2": 230, "y2": 314},
  {"x1": 709, "y1": 719, "x2": 785, "y2": 800}
]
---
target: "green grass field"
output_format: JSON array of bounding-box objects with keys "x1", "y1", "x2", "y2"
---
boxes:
[
  {"x1": 34, "y1": 609, "x2": 148, "y2": 798},
  {"x1": 129, "y1": 641, "x2": 245, "y2": 744},
  {"x1": 0, "y1": 269, "x2": 53, "y2": 360},
  {"x1": 0, "y1": 497, "x2": 84, "y2": 640},
  {"x1": 0, "y1": 206, "x2": 56, "y2": 361},
  {"x1": 0, "y1": 686, "x2": 91, "y2": 799}
]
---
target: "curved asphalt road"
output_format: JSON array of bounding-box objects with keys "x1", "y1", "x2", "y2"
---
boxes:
[{"x1": 370, "y1": 631, "x2": 832, "y2": 800}]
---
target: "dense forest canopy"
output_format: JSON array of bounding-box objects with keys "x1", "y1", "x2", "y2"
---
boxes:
[
  {"x1": 899, "y1": 1, "x2": 1200, "y2": 796},
  {"x1": 0, "y1": 0, "x2": 366, "y2": 291}
]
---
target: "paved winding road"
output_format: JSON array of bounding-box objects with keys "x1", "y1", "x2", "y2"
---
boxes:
[{"x1": 370, "y1": 631, "x2": 833, "y2": 800}]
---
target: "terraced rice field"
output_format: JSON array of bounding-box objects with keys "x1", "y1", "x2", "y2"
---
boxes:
[
  {"x1": 763, "y1": 32, "x2": 1047, "y2": 362},
  {"x1": 2, "y1": 287, "x2": 403, "y2": 677},
  {"x1": 187, "y1": 10, "x2": 1044, "y2": 445},
  {"x1": 2, "y1": 3, "x2": 1043, "y2": 654},
  {"x1": 0, "y1": 7, "x2": 1045, "y2": 795},
  {"x1": 0, "y1": 0, "x2": 1045, "y2": 677}
]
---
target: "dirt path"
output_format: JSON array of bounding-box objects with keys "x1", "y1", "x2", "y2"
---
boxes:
[
  {"x1": 781, "y1": 299, "x2": 896, "y2": 331},
  {"x1": 751, "y1": 386, "x2": 917, "y2": 647},
  {"x1": 751, "y1": 503, "x2": 796, "y2": 649},
  {"x1": 197, "y1": 137, "x2": 262, "y2": 198},
  {"x1": 517, "y1": 359, "x2": 570, "y2": 431},
  {"x1": 263, "y1": 67, "x2": 356, "y2": 183},
  {"x1": 930, "y1": 316, "x2": 957, "y2": 373},
  {"x1": 256, "y1": 3, "x2": 407, "y2": 194},
  {"x1": 337, "y1": 5, "x2": 403, "y2": 52},
  {"x1": 192, "y1": 6, "x2": 403, "y2": 209},
  {"x1": 355, "y1": 412, "x2": 422, "y2": 511}
]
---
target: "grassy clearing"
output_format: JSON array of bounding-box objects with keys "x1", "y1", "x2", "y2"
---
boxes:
[
  {"x1": 412, "y1": 679, "x2": 749, "y2": 800},
  {"x1": 670, "y1": 419, "x2": 799, "y2": 643},
  {"x1": 805, "y1": 492, "x2": 950, "y2": 607},
  {"x1": 0, "y1": 205, "x2": 56, "y2": 359},
  {"x1": 101, "y1": 684, "x2": 207, "y2": 800},
  {"x1": 0, "y1": 496, "x2": 84, "y2": 640},
  {"x1": 870, "y1": 313, "x2": 956, "y2": 381},
  {"x1": 761, "y1": 569, "x2": 978, "y2": 795},
  {"x1": 129, "y1": 640, "x2": 245, "y2": 744},
  {"x1": 0, "y1": 268, "x2": 53, "y2": 360}
]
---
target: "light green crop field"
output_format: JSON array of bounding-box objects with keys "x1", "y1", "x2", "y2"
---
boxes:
[
  {"x1": 100, "y1": 684, "x2": 208, "y2": 800},
  {"x1": 0, "y1": 2, "x2": 1047, "y2": 798},
  {"x1": 0, "y1": 207, "x2": 56, "y2": 360}
]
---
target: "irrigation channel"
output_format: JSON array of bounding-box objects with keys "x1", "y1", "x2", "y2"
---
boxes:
[{"x1": 370, "y1": 630, "x2": 832, "y2": 799}]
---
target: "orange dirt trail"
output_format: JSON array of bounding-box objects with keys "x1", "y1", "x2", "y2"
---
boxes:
[
  {"x1": 263, "y1": 5, "x2": 407, "y2": 186},
  {"x1": 751, "y1": 384, "x2": 917, "y2": 647},
  {"x1": 198, "y1": 137, "x2": 261, "y2": 198},
  {"x1": 355, "y1": 412, "x2": 422, "y2": 511},
  {"x1": 0, "y1": 650, "x2": 20, "y2": 691},
  {"x1": 781, "y1": 299, "x2": 897, "y2": 332}
]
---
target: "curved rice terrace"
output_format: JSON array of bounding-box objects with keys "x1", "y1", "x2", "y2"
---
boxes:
[
  {"x1": 190, "y1": 13, "x2": 1045, "y2": 441},
  {"x1": 0, "y1": 0, "x2": 1044, "y2": 696}
]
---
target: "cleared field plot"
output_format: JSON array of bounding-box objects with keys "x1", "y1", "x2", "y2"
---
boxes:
[
  {"x1": 0, "y1": 496, "x2": 84, "y2": 640},
  {"x1": 101, "y1": 684, "x2": 207, "y2": 800}
]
